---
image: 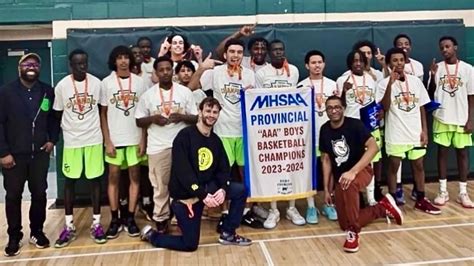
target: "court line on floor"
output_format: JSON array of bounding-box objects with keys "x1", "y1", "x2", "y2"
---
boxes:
[
  {"x1": 1, "y1": 222, "x2": 472, "y2": 264},
  {"x1": 394, "y1": 256, "x2": 474, "y2": 265},
  {"x1": 258, "y1": 241, "x2": 275, "y2": 266}
]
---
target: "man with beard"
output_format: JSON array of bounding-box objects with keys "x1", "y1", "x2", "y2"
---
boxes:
[
  {"x1": 136, "y1": 56, "x2": 198, "y2": 233},
  {"x1": 140, "y1": 97, "x2": 252, "y2": 250},
  {"x1": 0, "y1": 53, "x2": 60, "y2": 256}
]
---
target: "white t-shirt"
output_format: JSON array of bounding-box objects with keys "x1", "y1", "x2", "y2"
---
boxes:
[
  {"x1": 172, "y1": 60, "x2": 199, "y2": 83},
  {"x1": 135, "y1": 82, "x2": 198, "y2": 154},
  {"x1": 53, "y1": 73, "x2": 103, "y2": 148},
  {"x1": 141, "y1": 58, "x2": 156, "y2": 89},
  {"x1": 192, "y1": 89, "x2": 207, "y2": 109},
  {"x1": 336, "y1": 72, "x2": 377, "y2": 119},
  {"x1": 200, "y1": 64, "x2": 255, "y2": 137},
  {"x1": 404, "y1": 58, "x2": 424, "y2": 81},
  {"x1": 100, "y1": 72, "x2": 146, "y2": 147},
  {"x1": 377, "y1": 75, "x2": 430, "y2": 145},
  {"x1": 342, "y1": 67, "x2": 384, "y2": 82},
  {"x1": 297, "y1": 77, "x2": 337, "y2": 149},
  {"x1": 255, "y1": 63, "x2": 299, "y2": 88},
  {"x1": 242, "y1": 56, "x2": 268, "y2": 73},
  {"x1": 432, "y1": 60, "x2": 474, "y2": 126}
]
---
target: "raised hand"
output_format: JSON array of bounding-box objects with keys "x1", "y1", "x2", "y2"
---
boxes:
[
  {"x1": 430, "y1": 58, "x2": 438, "y2": 76},
  {"x1": 158, "y1": 37, "x2": 171, "y2": 57},
  {"x1": 239, "y1": 25, "x2": 256, "y2": 37}
]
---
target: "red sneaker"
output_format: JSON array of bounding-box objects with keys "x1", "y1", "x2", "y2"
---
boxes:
[
  {"x1": 343, "y1": 231, "x2": 359, "y2": 253},
  {"x1": 378, "y1": 194, "x2": 404, "y2": 225},
  {"x1": 415, "y1": 198, "x2": 441, "y2": 215}
]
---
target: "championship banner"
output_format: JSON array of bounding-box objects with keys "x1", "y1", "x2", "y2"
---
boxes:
[{"x1": 241, "y1": 87, "x2": 316, "y2": 202}]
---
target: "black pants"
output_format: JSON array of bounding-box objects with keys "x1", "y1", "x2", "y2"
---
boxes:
[{"x1": 2, "y1": 152, "x2": 49, "y2": 239}]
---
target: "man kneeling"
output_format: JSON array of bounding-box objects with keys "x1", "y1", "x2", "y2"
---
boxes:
[{"x1": 140, "y1": 97, "x2": 252, "y2": 251}]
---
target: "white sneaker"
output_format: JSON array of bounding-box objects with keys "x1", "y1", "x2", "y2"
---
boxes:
[
  {"x1": 252, "y1": 205, "x2": 269, "y2": 219},
  {"x1": 456, "y1": 193, "x2": 474, "y2": 208},
  {"x1": 263, "y1": 209, "x2": 280, "y2": 229},
  {"x1": 286, "y1": 207, "x2": 306, "y2": 226},
  {"x1": 433, "y1": 191, "x2": 449, "y2": 206}
]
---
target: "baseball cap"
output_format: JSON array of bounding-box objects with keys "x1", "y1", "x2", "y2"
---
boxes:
[{"x1": 18, "y1": 53, "x2": 42, "y2": 65}]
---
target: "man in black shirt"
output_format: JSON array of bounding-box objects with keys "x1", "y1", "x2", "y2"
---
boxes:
[
  {"x1": 0, "y1": 53, "x2": 60, "y2": 256},
  {"x1": 140, "y1": 97, "x2": 252, "y2": 251},
  {"x1": 319, "y1": 95, "x2": 403, "y2": 253}
]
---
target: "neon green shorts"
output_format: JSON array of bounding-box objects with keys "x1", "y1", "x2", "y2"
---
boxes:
[
  {"x1": 386, "y1": 143, "x2": 426, "y2": 160},
  {"x1": 221, "y1": 137, "x2": 244, "y2": 166},
  {"x1": 371, "y1": 129, "x2": 382, "y2": 163},
  {"x1": 105, "y1": 145, "x2": 147, "y2": 168},
  {"x1": 433, "y1": 119, "x2": 472, "y2": 149},
  {"x1": 63, "y1": 144, "x2": 104, "y2": 179}
]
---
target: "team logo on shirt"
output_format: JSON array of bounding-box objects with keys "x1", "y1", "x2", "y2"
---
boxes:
[
  {"x1": 110, "y1": 91, "x2": 138, "y2": 116},
  {"x1": 347, "y1": 86, "x2": 374, "y2": 106},
  {"x1": 439, "y1": 75, "x2": 462, "y2": 97},
  {"x1": 265, "y1": 80, "x2": 292, "y2": 88},
  {"x1": 198, "y1": 147, "x2": 213, "y2": 171},
  {"x1": 155, "y1": 101, "x2": 182, "y2": 118},
  {"x1": 394, "y1": 92, "x2": 418, "y2": 112},
  {"x1": 332, "y1": 135, "x2": 350, "y2": 167},
  {"x1": 221, "y1": 83, "x2": 242, "y2": 104},
  {"x1": 66, "y1": 93, "x2": 95, "y2": 120}
]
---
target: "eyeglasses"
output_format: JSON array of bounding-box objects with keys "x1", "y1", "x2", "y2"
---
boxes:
[
  {"x1": 20, "y1": 62, "x2": 40, "y2": 68},
  {"x1": 326, "y1": 105, "x2": 343, "y2": 112}
]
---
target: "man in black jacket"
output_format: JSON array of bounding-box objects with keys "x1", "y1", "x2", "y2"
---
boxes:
[
  {"x1": 0, "y1": 53, "x2": 60, "y2": 257},
  {"x1": 140, "y1": 97, "x2": 252, "y2": 251}
]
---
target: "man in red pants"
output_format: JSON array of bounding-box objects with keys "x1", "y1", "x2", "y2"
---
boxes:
[{"x1": 319, "y1": 95, "x2": 403, "y2": 253}]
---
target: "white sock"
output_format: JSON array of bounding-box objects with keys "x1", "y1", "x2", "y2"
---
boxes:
[
  {"x1": 143, "y1": 197, "x2": 151, "y2": 205},
  {"x1": 367, "y1": 176, "x2": 375, "y2": 201},
  {"x1": 306, "y1": 197, "x2": 315, "y2": 208},
  {"x1": 289, "y1": 200, "x2": 296, "y2": 208},
  {"x1": 270, "y1": 201, "x2": 278, "y2": 211},
  {"x1": 459, "y1": 182, "x2": 467, "y2": 194},
  {"x1": 92, "y1": 214, "x2": 101, "y2": 226},
  {"x1": 243, "y1": 207, "x2": 250, "y2": 215},
  {"x1": 396, "y1": 162, "x2": 402, "y2": 183},
  {"x1": 65, "y1": 215, "x2": 74, "y2": 229},
  {"x1": 440, "y1": 179, "x2": 447, "y2": 193}
]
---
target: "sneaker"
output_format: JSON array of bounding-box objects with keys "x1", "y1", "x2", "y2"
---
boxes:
[
  {"x1": 410, "y1": 189, "x2": 418, "y2": 201},
  {"x1": 4, "y1": 238, "x2": 22, "y2": 257},
  {"x1": 263, "y1": 209, "x2": 280, "y2": 229},
  {"x1": 305, "y1": 207, "x2": 319, "y2": 224},
  {"x1": 395, "y1": 184, "x2": 406, "y2": 205},
  {"x1": 286, "y1": 207, "x2": 306, "y2": 226},
  {"x1": 252, "y1": 204, "x2": 269, "y2": 220},
  {"x1": 141, "y1": 203, "x2": 154, "y2": 221},
  {"x1": 156, "y1": 220, "x2": 169, "y2": 234},
  {"x1": 415, "y1": 198, "x2": 442, "y2": 215},
  {"x1": 433, "y1": 191, "x2": 449, "y2": 206},
  {"x1": 216, "y1": 214, "x2": 227, "y2": 234},
  {"x1": 218, "y1": 231, "x2": 252, "y2": 246},
  {"x1": 106, "y1": 219, "x2": 123, "y2": 239},
  {"x1": 343, "y1": 231, "x2": 359, "y2": 253},
  {"x1": 456, "y1": 193, "x2": 474, "y2": 208},
  {"x1": 124, "y1": 217, "x2": 140, "y2": 237},
  {"x1": 321, "y1": 204, "x2": 338, "y2": 221},
  {"x1": 90, "y1": 224, "x2": 107, "y2": 244},
  {"x1": 241, "y1": 211, "x2": 264, "y2": 228},
  {"x1": 54, "y1": 227, "x2": 76, "y2": 248},
  {"x1": 140, "y1": 225, "x2": 155, "y2": 242},
  {"x1": 29, "y1": 231, "x2": 50, "y2": 249},
  {"x1": 378, "y1": 194, "x2": 404, "y2": 225}
]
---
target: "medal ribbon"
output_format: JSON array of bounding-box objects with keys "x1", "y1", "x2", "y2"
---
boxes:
[
  {"x1": 444, "y1": 60, "x2": 459, "y2": 91},
  {"x1": 351, "y1": 73, "x2": 366, "y2": 104},
  {"x1": 310, "y1": 78, "x2": 324, "y2": 110},
  {"x1": 71, "y1": 75, "x2": 88, "y2": 112},
  {"x1": 397, "y1": 78, "x2": 411, "y2": 105},
  {"x1": 275, "y1": 59, "x2": 290, "y2": 77},
  {"x1": 116, "y1": 73, "x2": 132, "y2": 108},
  {"x1": 159, "y1": 84, "x2": 174, "y2": 116},
  {"x1": 227, "y1": 64, "x2": 242, "y2": 80}
]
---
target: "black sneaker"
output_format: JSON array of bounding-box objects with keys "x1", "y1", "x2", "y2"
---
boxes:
[
  {"x1": 216, "y1": 214, "x2": 227, "y2": 234},
  {"x1": 155, "y1": 220, "x2": 169, "y2": 234},
  {"x1": 219, "y1": 232, "x2": 252, "y2": 246},
  {"x1": 241, "y1": 212, "x2": 264, "y2": 229},
  {"x1": 29, "y1": 231, "x2": 50, "y2": 249},
  {"x1": 106, "y1": 219, "x2": 123, "y2": 239},
  {"x1": 4, "y1": 238, "x2": 22, "y2": 257},
  {"x1": 125, "y1": 217, "x2": 140, "y2": 237}
]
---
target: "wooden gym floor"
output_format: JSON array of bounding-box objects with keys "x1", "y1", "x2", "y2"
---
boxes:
[{"x1": 0, "y1": 181, "x2": 473, "y2": 265}]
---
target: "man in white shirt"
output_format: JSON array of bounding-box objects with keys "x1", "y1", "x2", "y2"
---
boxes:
[
  {"x1": 345, "y1": 40, "x2": 385, "y2": 82},
  {"x1": 429, "y1": 36, "x2": 474, "y2": 208},
  {"x1": 393, "y1": 34, "x2": 424, "y2": 81},
  {"x1": 378, "y1": 47, "x2": 440, "y2": 215},
  {"x1": 53, "y1": 49, "x2": 106, "y2": 248},
  {"x1": 297, "y1": 50, "x2": 338, "y2": 224},
  {"x1": 136, "y1": 56, "x2": 198, "y2": 233},
  {"x1": 137, "y1": 37, "x2": 156, "y2": 88}
]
